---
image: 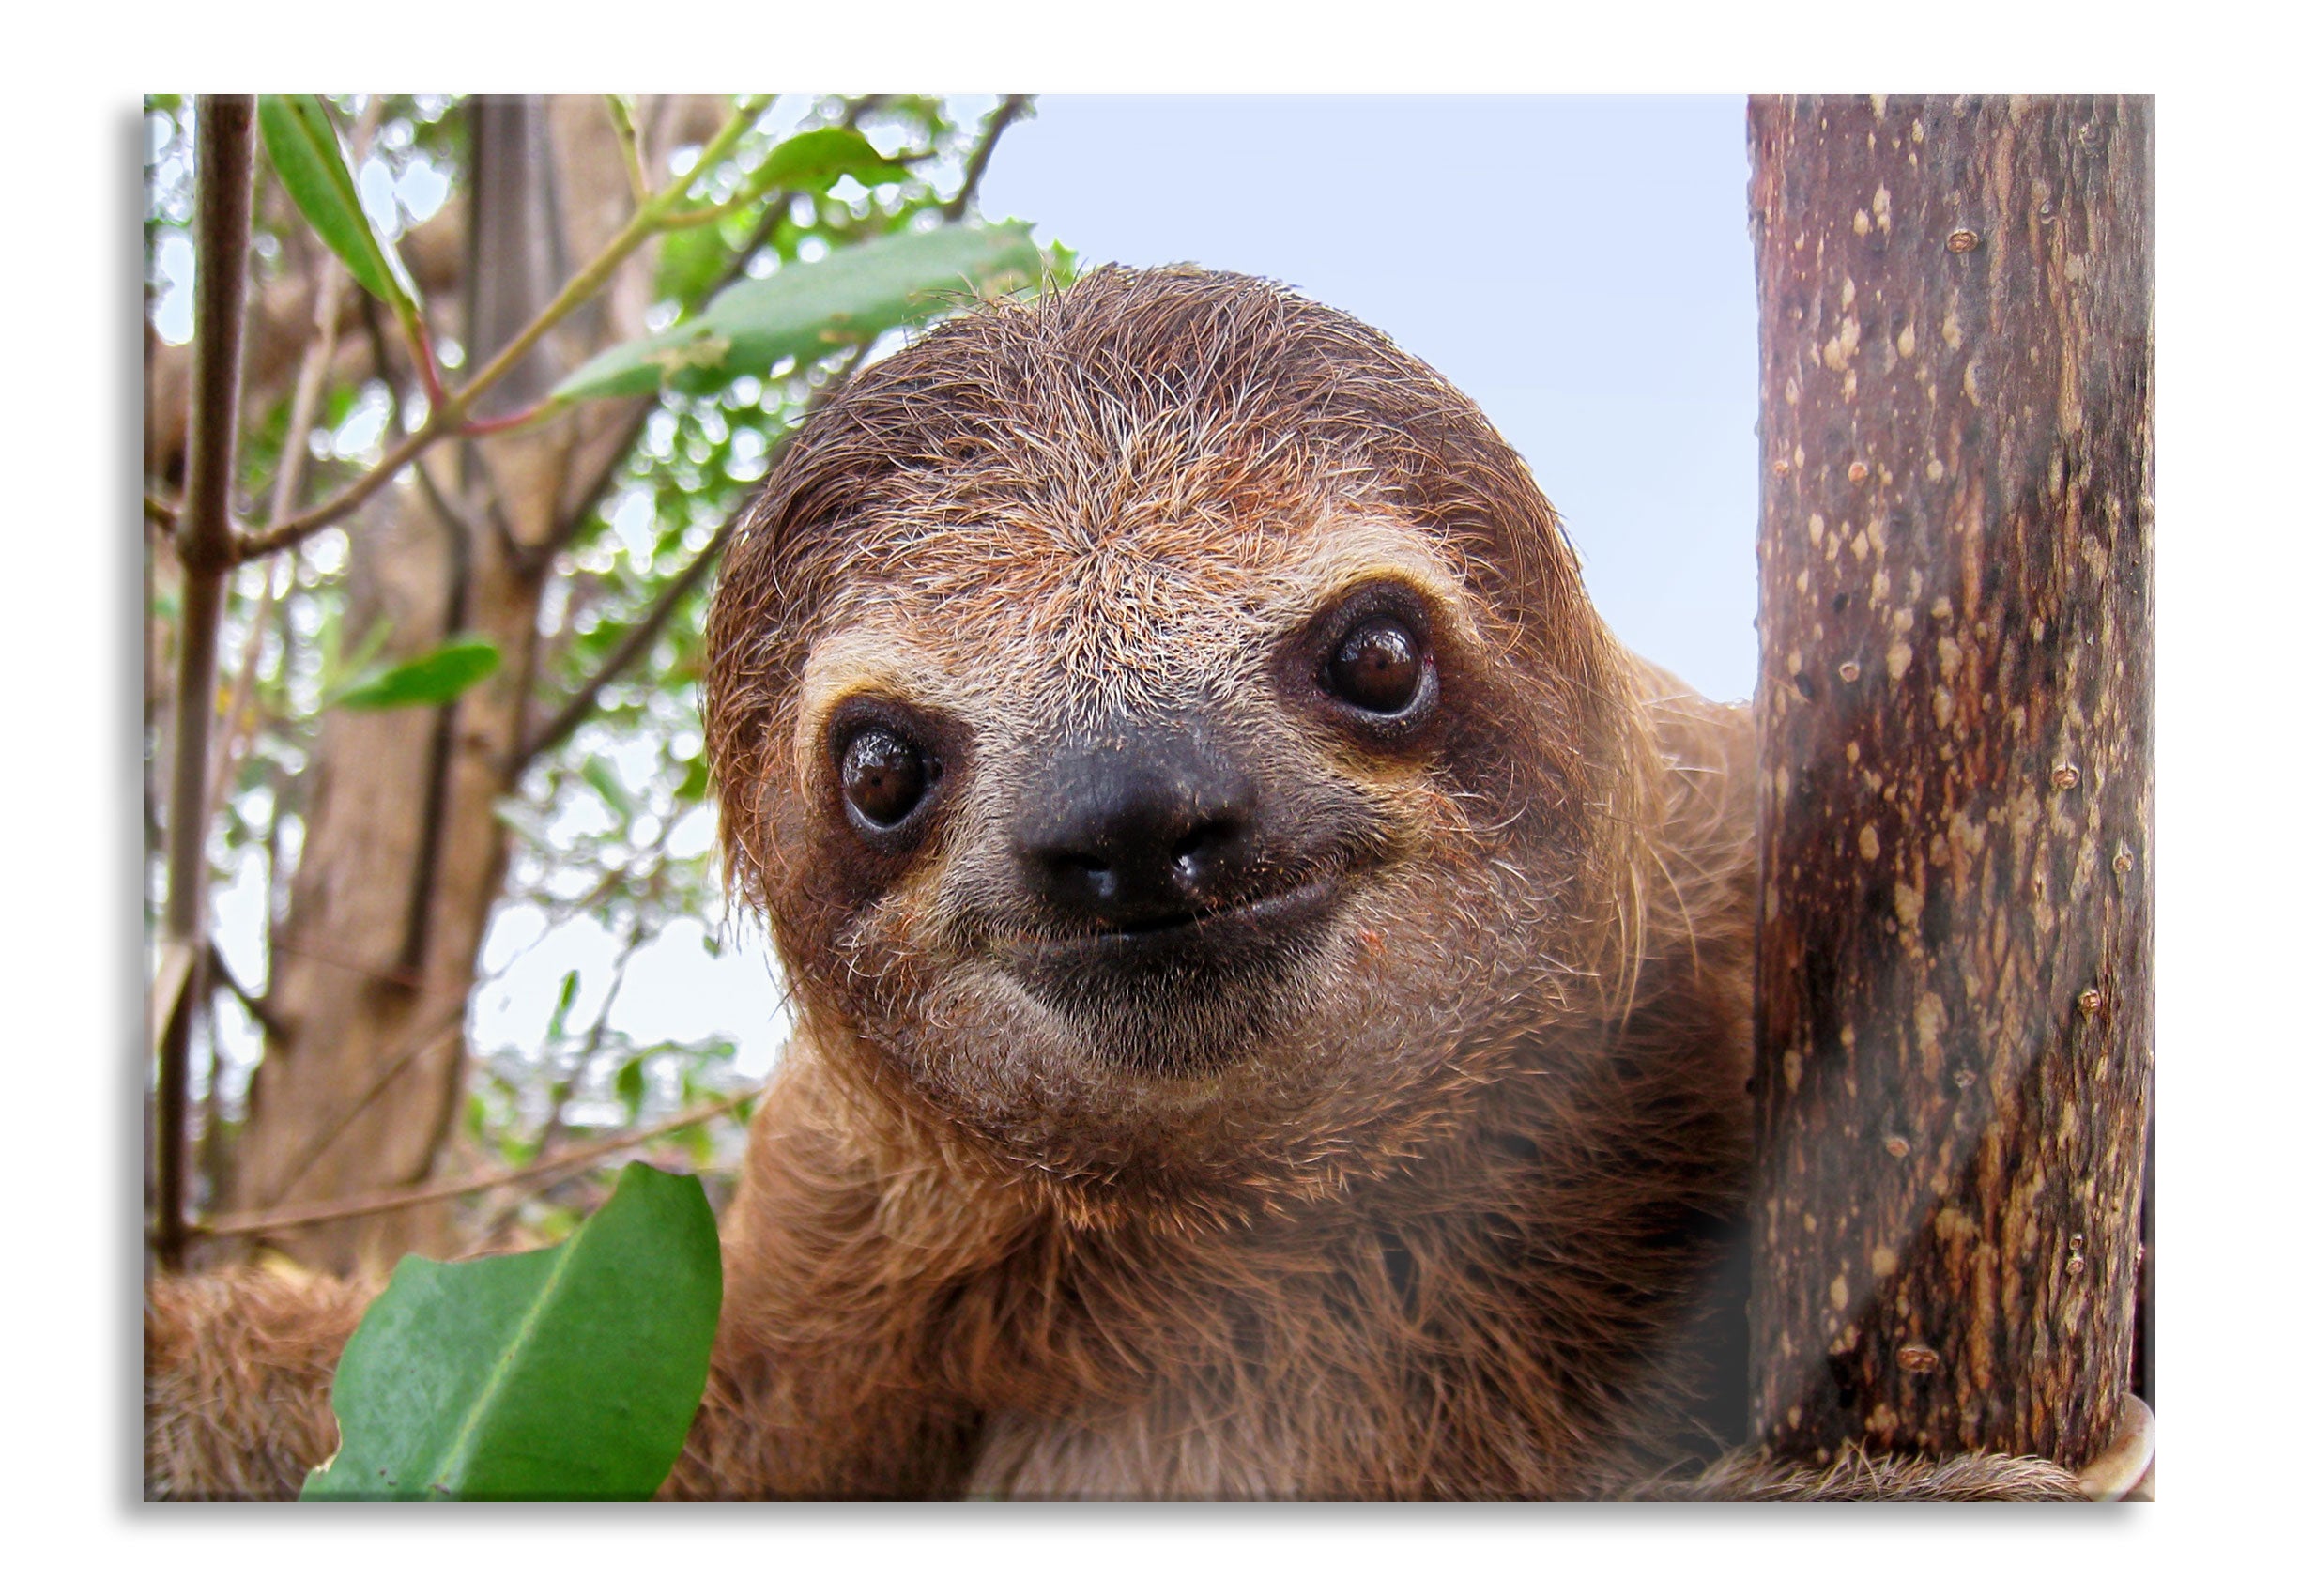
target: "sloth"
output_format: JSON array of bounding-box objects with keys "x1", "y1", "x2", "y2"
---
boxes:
[{"x1": 146, "y1": 265, "x2": 2088, "y2": 1500}]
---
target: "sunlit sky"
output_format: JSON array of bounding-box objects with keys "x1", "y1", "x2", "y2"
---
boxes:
[{"x1": 217, "y1": 96, "x2": 1765, "y2": 1098}]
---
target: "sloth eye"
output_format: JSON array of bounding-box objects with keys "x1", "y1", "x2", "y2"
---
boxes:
[
  {"x1": 841, "y1": 726, "x2": 937, "y2": 830},
  {"x1": 1324, "y1": 616, "x2": 1426, "y2": 714}
]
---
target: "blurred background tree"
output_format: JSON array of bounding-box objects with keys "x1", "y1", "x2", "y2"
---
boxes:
[{"x1": 144, "y1": 93, "x2": 1052, "y2": 1275}]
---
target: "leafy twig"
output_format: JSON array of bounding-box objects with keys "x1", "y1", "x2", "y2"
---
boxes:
[
  {"x1": 202, "y1": 99, "x2": 382, "y2": 841},
  {"x1": 520, "y1": 95, "x2": 887, "y2": 577},
  {"x1": 232, "y1": 94, "x2": 776, "y2": 564},
  {"x1": 535, "y1": 926, "x2": 643, "y2": 1166},
  {"x1": 463, "y1": 926, "x2": 646, "y2": 1247}
]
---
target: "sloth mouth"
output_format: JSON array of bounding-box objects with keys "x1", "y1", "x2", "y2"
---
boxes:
[
  {"x1": 986, "y1": 872, "x2": 1352, "y2": 1074},
  {"x1": 1045, "y1": 875, "x2": 1340, "y2": 948},
  {"x1": 1002, "y1": 875, "x2": 1343, "y2": 998}
]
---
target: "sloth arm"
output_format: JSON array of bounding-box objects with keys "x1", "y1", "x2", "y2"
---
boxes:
[{"x1": 145, "y1": 1263, "x2": 376, "y2": 1500}]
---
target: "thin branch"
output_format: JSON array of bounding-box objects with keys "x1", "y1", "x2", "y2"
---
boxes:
[
  {"x1": 403, "y1": 307, "x2": 450, "y2": 414},
  {"x1": 357, "y1": 279, "x2": 477, "y2": 551},
  {"x1": 250, "y1": 1002, "x2": 469, "y2": 1211},
  {"x1": 206, "y1": 938, "x2": 289, "y2": 1043},
  {"x1": 410, "y1": 453, "x2": 480, "y2": 548},
  {"x1": 193, "y1": 1084, "x2": 765, "y2": 1239},
  {"x1": 943, "y1": 95, "x2": 1032, "y2": 221},
  {"x1": 515, "y1": 517, "x2": 732, "y2": 773},
  {"x1": 605, "y1": 95, "x2": 650, "y2": 206},
  {"x1": 534, "y1": 404, "x2": 652, "y2": 569},
  {"x1": 533, "y1": 932, "x2": 642, "y2": 1166},
  {"x1": 154, "y1": 95, "x2": 257, "y2": 1271},
  {"x1": 230, "y1": 400, "x2": 440, "y2": 560},
  {"x1": 144, "y1": 493, "x2": 178, "y2": 529},
  {"x1": 360, "y1": 282, "x2": 485, "y2": 555},
  {"x1": 455, "y1": 395, "x2": 560, "y2": 437}
]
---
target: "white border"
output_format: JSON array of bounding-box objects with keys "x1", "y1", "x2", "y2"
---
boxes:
[{"x1": 16, "y1": 3, "x2": 2289, "y2": 1587}]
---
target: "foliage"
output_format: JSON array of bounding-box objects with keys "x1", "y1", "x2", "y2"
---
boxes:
[
  {"x1": 303, "y1": 1163, "x2": 720, "y2": 1500},
  {"x1": 555, "y1": 221, "x2": 1045, "y2": 401},
  {"x1": 257, "y1": 94, "x2": 422, "y2": 318},
  {"x1": 144, "y1": 94, "x2": 1060, "y2": 1250},
  {"x1": 331, "y1": 636, "x2": 500, "y2": 711}
]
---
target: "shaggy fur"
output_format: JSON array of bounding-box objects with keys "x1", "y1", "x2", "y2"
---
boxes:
[
  {"x1": 145, "y1": 267, "x2": 2085, "y2": 1501},
  {"x1": 145, "y1": 1264, "x2": 373, "y2": 1501}
]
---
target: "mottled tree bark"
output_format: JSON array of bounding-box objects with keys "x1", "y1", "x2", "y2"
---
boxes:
[{"x1": 1746, "y1": 95, "x2": 2152, "y2": 1470}]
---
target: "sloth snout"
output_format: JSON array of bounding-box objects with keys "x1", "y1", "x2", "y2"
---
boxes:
[{"x1": 1013, "y1": 726, "x2": 1261, "y2": 930}]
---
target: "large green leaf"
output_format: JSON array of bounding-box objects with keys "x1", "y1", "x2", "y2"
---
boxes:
[
  {"x1": 332, "y1": 637, "x2": 502, "y2": 712},
  {"x1": 302, "y1": 1163, "x2": 722, "y2": 1501},
  {"x1": 257, "y1": 95, "x2": 419, "y2": 317},
  {"x1": 553, "y1": 221, "x2": 1045, "y2": 403}
]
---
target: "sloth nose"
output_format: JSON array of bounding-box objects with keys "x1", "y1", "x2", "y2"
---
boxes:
[{"x1": 1015, "y1": 729, "x2": 1259, "y2": 929}]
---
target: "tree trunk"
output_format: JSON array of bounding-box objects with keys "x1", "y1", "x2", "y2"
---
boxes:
[
  {"x1": 1745, "y1": 95, "x2": 2153, "y2": 1470},
  {"x1": 232, "y1": 97, "x2": 654, "y2": 1273}
]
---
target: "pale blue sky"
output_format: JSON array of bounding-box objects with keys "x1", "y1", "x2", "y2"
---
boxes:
[{"x1": 975, "y1": 94, "x2": 1760, "y2": 702}]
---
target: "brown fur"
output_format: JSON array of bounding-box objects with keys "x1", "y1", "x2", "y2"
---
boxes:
[
  {"x1": 145, "y1": 1264, "x2": 374, "y2": 1500},
  {"x1": 145, "y1": 267, "x2": 2083, "y2": 1502}
]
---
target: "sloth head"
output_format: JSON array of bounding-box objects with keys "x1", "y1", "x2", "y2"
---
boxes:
[{"x1": 706, "y1": 266, "x2": 1657, "y2": 1217}]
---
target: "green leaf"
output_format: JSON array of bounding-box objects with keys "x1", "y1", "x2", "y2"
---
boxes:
[
  {"x1": 333, "y1": 637, "x2": 501, "y2": 712},
  {"x1": 674, "y1": 755, "x2": 711, "y2": 804},
  {"x1": 302, "y1": 1163, "x2": 721, "y2": 1501},
  {"x1": 581, "y1": 753, "x2": 639, "y2": 825},
  {"x1": 257, "y1": 95, "x2": 419, "y2": 317},
  {"x1": 545, "y1": 970, "x2": 582, "y2": 1046},
  {"x1": 655, "y1": 220, "x2": 735, "y2": 311},
  {"x1": 552, "y1": 222, "x2": 1046, "y2": 403},
  {"x1": 319, "y1": 615, "x2": 393, "y2": 700},
  {"x1": 490, "y1": 798, "x2": 549, "y2": 847},
  {"x1": 753, "y1": 127, "x2": 911, "y2": 192}
]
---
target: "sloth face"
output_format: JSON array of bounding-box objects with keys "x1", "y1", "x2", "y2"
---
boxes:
[
  {"x1": 796, "y1": 523, "x2": 1467, "y2": 1079},
  {"x1": 705, "y1": 268, "x2": 1638, "y2": 1201},
  {"x1": 731, "y1": 511, "x2": 1620, "y2": 1200}
]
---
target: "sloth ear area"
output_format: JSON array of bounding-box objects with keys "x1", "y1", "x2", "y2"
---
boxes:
[{"x1": 715, "y1": 503, "x2": 831, "y2": 643}]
